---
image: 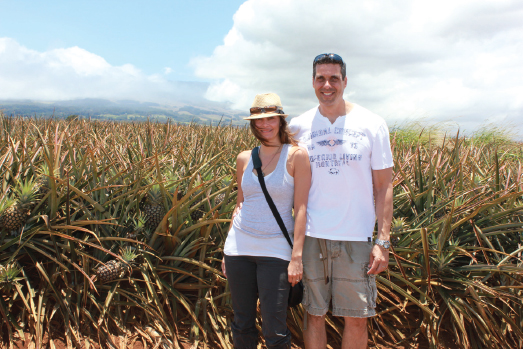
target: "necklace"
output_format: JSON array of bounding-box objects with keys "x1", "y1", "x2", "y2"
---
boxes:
[{"x1": 260, "y1": 144, "x2": 282, "y2": 176}]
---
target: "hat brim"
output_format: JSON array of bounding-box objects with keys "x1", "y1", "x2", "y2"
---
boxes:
[{"x1": 243, "y1": 112, "x2": 288, "y2": 120}]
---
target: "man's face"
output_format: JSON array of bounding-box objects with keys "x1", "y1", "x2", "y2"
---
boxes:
[{"x1": 313, "y1": 63, "x2": 347, "y2": 107}]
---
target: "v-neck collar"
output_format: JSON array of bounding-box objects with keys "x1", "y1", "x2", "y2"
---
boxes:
[
  {"x1": 316, "y1": 107, "x2": 345, "y2": 125},
  {"x1": 315, "y1": 104, "x2": 358, "y2": 125},
  {"x1": 252, "y1": 144, "x2": 286, "y2": 178}
]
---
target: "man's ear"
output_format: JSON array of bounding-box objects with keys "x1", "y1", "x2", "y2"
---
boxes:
[{"x1": 344, "y1": 76, "x2": 348, "y2": 87}]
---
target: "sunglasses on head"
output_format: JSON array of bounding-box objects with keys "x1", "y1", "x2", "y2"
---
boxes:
[
  {"x1": 313, "y1": 53, "x2": 344, "y2": 64},
  {"x1": 250, "y1": 106, "x2": 285, "y2": 115}
]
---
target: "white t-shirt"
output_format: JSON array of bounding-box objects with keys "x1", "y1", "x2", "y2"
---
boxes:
[{"x1": 289, "y1": 104, "x2": 393, "y2": 241}]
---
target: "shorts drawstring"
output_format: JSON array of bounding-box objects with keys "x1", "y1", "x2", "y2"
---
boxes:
[{"x1": 318, "y1": 239, "x2": 330, "y2": 284}]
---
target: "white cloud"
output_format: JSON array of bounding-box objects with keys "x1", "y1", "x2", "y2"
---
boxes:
[
  {"x1": 192, "y1": 0, "x2": 523, "y2": 132},
  {"x1": 0, "y1": 37, "x2": 206, "y2": 105}
]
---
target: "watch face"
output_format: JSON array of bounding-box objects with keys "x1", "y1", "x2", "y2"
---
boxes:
[{"x1": 377, "y1": 240, "x2": 390, "y2": 249}]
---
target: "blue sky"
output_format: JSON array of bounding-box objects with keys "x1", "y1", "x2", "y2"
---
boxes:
[
  {"x1": 0, "y1": 0, "x2": 245, "y2": 81},
  {"x1": 1, "y1": 0, "x2": 522, "y2": 133}
]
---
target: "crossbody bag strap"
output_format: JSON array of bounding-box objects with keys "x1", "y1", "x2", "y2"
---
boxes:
[{"x1": 251, "y1": 146, "x2": 294, "y2": 249}]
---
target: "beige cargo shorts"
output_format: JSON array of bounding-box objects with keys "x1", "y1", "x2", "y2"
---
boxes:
[{"x1": 302, "y1": 236, "x2": 377, "y2": 318}]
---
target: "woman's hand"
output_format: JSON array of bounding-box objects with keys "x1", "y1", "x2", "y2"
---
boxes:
[
  {"x1": 288, "y1": 258, "x2": 303, "y2": 286},
  {"x1": 221, "y1": 257, "x2": 227, "y2": 278},
  {"x1": 232, "y1": 202, "x2": 242, "y2": 219},
  {"x1": 228, "y1": 202, "x2": 243, "y2": 233}
]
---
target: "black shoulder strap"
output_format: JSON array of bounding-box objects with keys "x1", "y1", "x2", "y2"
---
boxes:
[{"x1": 252, "y1": 146, "x2": 294, "y2": 248}]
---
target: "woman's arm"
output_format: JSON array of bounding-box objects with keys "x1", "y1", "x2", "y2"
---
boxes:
[
  {"x1": 288, "y1": 146, "x2": 311, "y2": 286},
  {"x1": 228, "y1": 150, "x2": 250, "y2": 231},
  {"x1": 222, "y1": 150, "x2": 250, "y2": 277}
]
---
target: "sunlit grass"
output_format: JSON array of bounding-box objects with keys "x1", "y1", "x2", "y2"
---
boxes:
[{"x1": 0, "y1": 112, "x2": 522, "y2": 348}]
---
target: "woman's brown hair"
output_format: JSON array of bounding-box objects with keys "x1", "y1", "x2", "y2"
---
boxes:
[{"x1": 250, "y1": 115, "x2": 298, "y2": 147}]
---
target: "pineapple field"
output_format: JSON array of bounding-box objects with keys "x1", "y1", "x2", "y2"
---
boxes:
[{"x1": 0, "y1": 114, "x2": 522, "y2": 349}]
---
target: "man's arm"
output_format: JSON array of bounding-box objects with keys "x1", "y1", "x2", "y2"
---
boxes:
[
  {"x1": 367, "y1": 167, "x2": 393, "y2": 275},
  {"x1": 288, "y1": 147, "x2": 311, "y2": 286}
]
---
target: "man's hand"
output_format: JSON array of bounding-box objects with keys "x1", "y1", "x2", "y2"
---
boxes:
[
  {"x1": 367, "y1": 244, "x2": 389, "y2": 275},
  {"x1": 221, "y1": 257, "x2": 227, "y2": 278}
]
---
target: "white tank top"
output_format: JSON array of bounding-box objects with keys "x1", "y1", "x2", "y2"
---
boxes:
[{"x1": 224, "y1": 144, "x2": 294, "y2": 261}]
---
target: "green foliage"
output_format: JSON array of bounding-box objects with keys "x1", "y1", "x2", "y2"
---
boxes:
[
  {"x1": 0, "y1": 115, "x2": 246, "y2": 346},
  {"x1": 0, "y1": 263, "x2": 23, "y2": 291},
  {"x1": 386, "y1": 131, "x2": 523, "y2": 348},
  {"x1": 0, "y1": 114, "x2": 522, "y2": 348},
  {"x1": 65, "y1": 114, "x2": 79, "y2": 122},
  {"x1": 390, "y1": 119, "x2": 456, "y2": 148},
  {"x1": 470, "y1": 122, "x2": 520, "y2": 146}
]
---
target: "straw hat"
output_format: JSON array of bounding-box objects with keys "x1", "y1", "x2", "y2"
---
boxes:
[{"x1": 243, "y1": 93, "x2": 288, "y2": 120}]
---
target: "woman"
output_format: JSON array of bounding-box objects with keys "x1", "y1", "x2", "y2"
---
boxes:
[{"x1": 222, "y1": 93, "x2": 311, "y2": 349}]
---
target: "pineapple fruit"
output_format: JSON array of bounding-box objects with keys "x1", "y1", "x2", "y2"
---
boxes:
[
  {"x1": 145, "y1": 185, "x2": 166, "y2": 232},
  {"x1": 96, "y1": 260, "x2": 120, "y2": 283},
  {"x1": 96, "y1": 247, "x2": 137, "y2": 283},
  {"x1": 215, "y1": 193, "x2": 226, "y2": 206},
  {"x1": 0, "y1": 179, "x2": 39, "y2": 232},
  {"x1": 190, "y1": 196, "x2": 205, "y2": 221},
  {"x1": 0, "y1": 197, "x2": 16, "y2": 229}
]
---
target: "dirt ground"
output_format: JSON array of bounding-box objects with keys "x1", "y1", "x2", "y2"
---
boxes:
[
  {"x1": 6, "y1": 325, "x2": 444, "y2": 349},
  {"x1": 9, "y1": 340, "x2": 430, "y2": 349},
  {"x1": 8, "y1": 335, "x2": 434, "y2": 349}
]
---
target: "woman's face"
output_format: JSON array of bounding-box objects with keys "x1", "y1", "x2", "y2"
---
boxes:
[{"x1": 253, "y1": 116, "x2": 280, "y2": 142}]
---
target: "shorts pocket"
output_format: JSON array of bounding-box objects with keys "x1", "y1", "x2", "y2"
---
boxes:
[
  {"x1": 363, "y1": 264, "x2": 377, "y2": 309},
  {"x1": 302, "y1": 281, "x2": 310, "y2": 307}
]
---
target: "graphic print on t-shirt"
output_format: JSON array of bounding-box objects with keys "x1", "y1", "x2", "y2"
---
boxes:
[
  {"x1": 317, "y1": 139, "x2": 347, "y2": 147},
  {"x1": 305, "y1": 126, "x2": 367, "y2": 174},
  {"x1": 288, "y1": 104, "x2": 394, "y2": 241}
]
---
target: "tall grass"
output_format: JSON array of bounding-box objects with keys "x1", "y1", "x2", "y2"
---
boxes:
[{"x1": 0, "y1": 113, "x2": 522, "y2": 348}]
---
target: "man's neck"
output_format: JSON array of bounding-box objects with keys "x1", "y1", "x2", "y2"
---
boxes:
[{"x1": 319, "y1": 100, "x2": 354, "y2": 124}]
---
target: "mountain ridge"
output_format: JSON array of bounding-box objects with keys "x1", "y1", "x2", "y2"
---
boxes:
[{"x1": 0, "y1": 98, "x2": 248, "y2": 125}]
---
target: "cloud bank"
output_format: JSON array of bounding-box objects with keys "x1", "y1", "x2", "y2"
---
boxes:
[
  {"x1": 0, "y1": 37, "x2": 207, "y2": 105},
  {"x1": 192, "y1": 0, "x2": 523, "y2": 131}
]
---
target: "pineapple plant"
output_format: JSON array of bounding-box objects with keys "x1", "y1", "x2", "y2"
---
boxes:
[
  {"x1": 215, "y1": 192, "x2": 225, "y2": 206},
  {"x1": 35, "y1": 163, "x2": 59, "y2": 201},
  {"x1": 214, "y1": 176, "x2": 236, "y2": 207},
  {"x1": 0, "y1": 179, "x2": 39, "y2": 233},
  {"x1": 36, "y1": 164, "x2": 51, "y2": 198},
  {"x1": 190, "y1": 195, "x2": 205, "y2": 222},
  {"x1": 145, "y1": 185, "x2": 166, "y2": 232},
  {"x1": 188, "y1": 175, "x2": 206, "y2": 222},
  {"x1": 390, "y1": 217, "x2": 408, "y2": 247},
  {"x1": 95, "y1": 247, "x2": 138, "y2": 283},
  {"x1": 0, "y1": 196, "x2": 16, "y2": 229},
  {"x1": 190, "y1": 176, "x2": 235, "y2": 221},
  {"x1": 0, "y1": 263, "x2": 23, "y2": 293},
  {"x1": 125, "y1": 214, "x2": 147, "y2": 240}
]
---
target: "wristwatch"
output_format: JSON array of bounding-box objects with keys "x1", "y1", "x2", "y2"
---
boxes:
[{"x1": 375, "y1": 239, "x2": 391, "y2": 249}]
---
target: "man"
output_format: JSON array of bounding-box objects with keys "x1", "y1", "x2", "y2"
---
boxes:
[{"x1": 289, "y1": 53, "x2": 393, "y2": 349}]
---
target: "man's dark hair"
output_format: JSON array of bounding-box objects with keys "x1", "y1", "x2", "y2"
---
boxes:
[{"x1": 313, "y1": 54, "x2": 346, "y2": 80}]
